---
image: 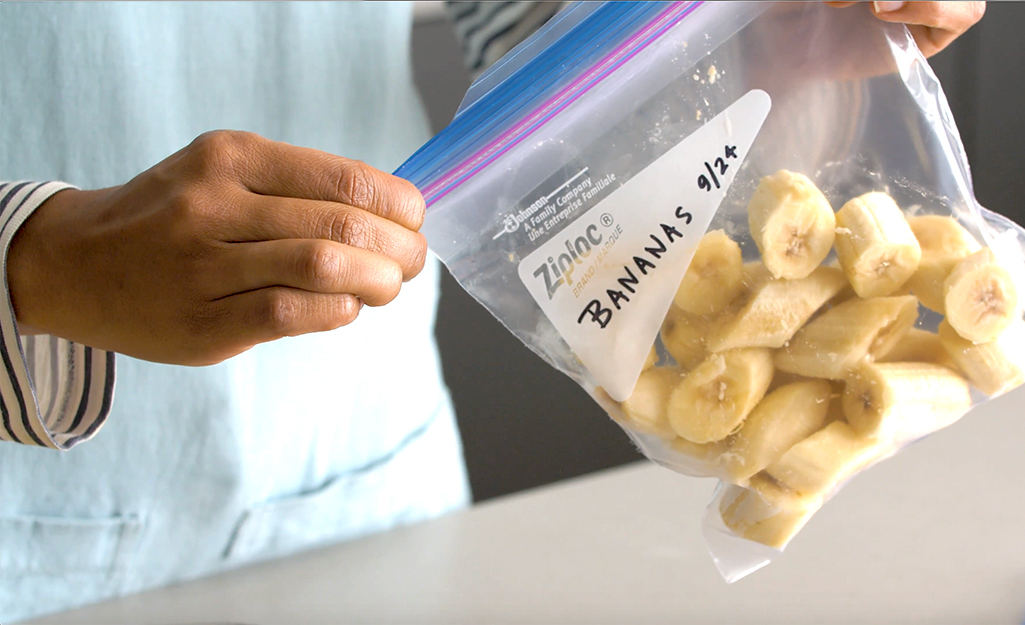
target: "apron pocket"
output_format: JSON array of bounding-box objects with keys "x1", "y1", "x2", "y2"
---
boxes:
[
  {"x1": 0, "y1": 513, "x2": 142, "y2": 575},
  {"x1": 0, "y1": 513, "x2": 142, "y2": 620},
  {"x1": 224, "y1": 410, "x2": 443, "y2": 564}
]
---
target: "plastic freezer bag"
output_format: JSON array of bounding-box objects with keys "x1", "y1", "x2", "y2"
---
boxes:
[{"x1": 396, "y1": 1, "x2": 1025, "y2": 580}]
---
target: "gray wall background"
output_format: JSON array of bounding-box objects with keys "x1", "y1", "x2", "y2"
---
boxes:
[{"x1": 410, "y1": 3, "x2": 1025, "y2": 502}]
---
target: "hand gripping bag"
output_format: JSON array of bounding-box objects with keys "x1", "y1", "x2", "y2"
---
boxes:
[{"x1": 395, "y1": 1, "x2": 1025, "y2": 580}]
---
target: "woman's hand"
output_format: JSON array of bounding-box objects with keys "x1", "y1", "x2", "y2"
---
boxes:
[
  {"x1": 7, "y1": 130, "x2": 428, "y2": 366},
  {"x1": 828, "y1": 2, "x2": 986, "y2": 57}
]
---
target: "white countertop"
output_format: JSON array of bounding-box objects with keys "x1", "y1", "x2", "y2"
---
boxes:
[{"x1": 29, "y1": 386, "x2": 1025, "y2": 625}]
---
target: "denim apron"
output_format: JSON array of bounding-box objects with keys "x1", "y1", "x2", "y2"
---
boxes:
[{"x1": 0, "y1": 3, "x2": 470, "y2": 621}]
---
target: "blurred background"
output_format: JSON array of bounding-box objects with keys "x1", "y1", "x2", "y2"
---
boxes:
[{"x1": 410, "y1": 1, "x2": 1025, "y2": 502}]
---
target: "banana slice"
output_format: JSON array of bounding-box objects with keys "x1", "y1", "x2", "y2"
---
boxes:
[
  {"x1": 834, "y1": 192, "x2": 922, "y2": 298},
  {"x1": 618, "y1": 366, "x2": 684, "y2": 439},
  {"x1": 943, "y1": 248, "x2": 1020, "y2": 343},
  {"x1": 719, "y1": 474, "x2": 822, "y2": 549},
  {"x1": 843, "y1": 361, "x2": 972, "y2": 441},
  {"x1": 824, "y1": 385, "x2": 847, "y2": 426},
  {"x1": 775, "y1": 295, "x2": 919, "y2": 379},
  {"x1": 708, "y1": 266, "x2": 848, "y2": 352},
  {"x1": 667, "y1": 349, "x2": 774, "y2": 443},
  {"x1": 767, "y1": 369, "x2": 806, "y2": 393},
  {"x1": 670, "y1": 437, "x2": 727, "y2": 474},
  {"x1": 722, "y1": 380, "x2": 834, "y2": 484},
  {"x1": 747, "y1": 170, "x2": 837, "y2": 280},
  {"x1": 673, "y1": 229, "x2": 746, "y2": 315},
  {"x1": 876, "y1": 327, "x2": 959, "y2": 371},
  {"x1": 906, "y1": 215, "x2": 981, "y2": 312},
  {"x1": 765, "y1": 421, "x2": 891, "y2": 497},
  {"x1": 661, "y1": 302, "x2": 687, "y2": 329},
  {"x1": 661, "y1": 311, "x2": 711, "y2": 370},
  {"x1": 939, "y1": 319, "x2": 1025, "y2": 396}
]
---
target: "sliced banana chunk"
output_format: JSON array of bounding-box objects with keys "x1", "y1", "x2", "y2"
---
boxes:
[
  {"x1": 747, "y1": 170, "x2": 836, "y2": 280},
  {"x1": 939, "y1": 319, "x2": 1025, "y2": 396},
  {"x1": 834, "y1": 192, "x2": 922, "y2": 298},
  {"x1": 670, "y1": 437, "x2": 727, "y2": 474},
  {"x1": 667, "y1": 349, "x2": 774, "y2": 444},
  {"x1": 944, "y1": 248, "x2": 1020, "y2": 343},
  {"x1": 719, "y1": 474, "x2": 822, "y2": 550},
  {"x1": 708, "y1": 265, "x2": 848, "y2": 352},
  {"x1": 618, "y1": 366, "x2": 685, "y2": 439},
  {"x1": 765, "y1": 421, "x2": 892, "y2": 497},
  {"x1": 775, "y1": 295, "x2": 919, "y2": 379},
  {"x1": 843, "y1": 361, "x2": 972, "y2": 441},
  {"x1": 661, "y1": 310, "x2": 711, "y2": 370},
  {"x1": 722, "y1": 380, "x2": 834, "y2": 484},
  {"x1": 674, "y1": 229, "x2": 746, "y2": 315},
  {"x1": 876, "y1": 327, "x2": 959, "y2": 371},
  {"x1": 766, "y1": 369, "x2": 806, "y2": 393},
  {"x1": 823, "y1": 385, "x2": 847, "y2": 426},
  {"x1": 906, "y1": 215, "x2": 981, "y2": 312}
]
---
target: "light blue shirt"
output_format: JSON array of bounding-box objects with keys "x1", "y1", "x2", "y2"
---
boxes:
[{"x1": 0, "y1": 2, "x2": 470, "y2": 621}]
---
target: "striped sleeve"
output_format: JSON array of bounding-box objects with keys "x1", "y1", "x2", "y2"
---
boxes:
[
  {"x1": 0, "y1": 181, "x2": 115, "y2": 449},
  {"x1": 445, "y1": 1, "x2": 564, "y2": 77}
]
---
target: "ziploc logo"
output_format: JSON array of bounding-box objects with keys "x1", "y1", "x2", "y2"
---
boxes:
[{"x1": 531, "y1": 222, "x2": 604, "y2": 299}]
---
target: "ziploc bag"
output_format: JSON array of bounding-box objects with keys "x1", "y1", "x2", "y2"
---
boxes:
[{"x1": 396, "y1": 1, "x2": 1025, "y2": 580}]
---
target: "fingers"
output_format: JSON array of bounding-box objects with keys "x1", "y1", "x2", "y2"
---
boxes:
[
  {"x1": 183, "y1": 131, "x2": 427, "y2": 231},
  {"x1": 217, "y1": 239, "x2": 404, "y2": 306},
  {"x1": 211, "y1": 287, "x2": 365, "y2": 349},
  {"x1": 870, "y1": 2, "x2": 985, "y2": 57},
  {"x1": 222, "y1": 192, "x2": 428, "y2": 281}
]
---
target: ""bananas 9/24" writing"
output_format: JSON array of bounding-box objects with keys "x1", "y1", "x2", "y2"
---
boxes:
[
  {"x1": 697, "y1": 144, "x2": 738, "y2": 192},
  {"x1": 577, "y1": 208, "x2": 693, "y2": 328}
]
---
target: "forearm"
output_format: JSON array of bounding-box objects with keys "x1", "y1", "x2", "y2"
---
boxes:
[{"x1": 0, "y1": 181, "x2": 114, "y2": 449}]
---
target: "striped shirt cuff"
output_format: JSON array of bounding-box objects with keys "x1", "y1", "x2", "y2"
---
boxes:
[
  {"x1": 446, "y1": 1, "x2": 564, "y2": 77},
  {"x1": 0, "y1": 182, "x2": 115, "y2": 449}
]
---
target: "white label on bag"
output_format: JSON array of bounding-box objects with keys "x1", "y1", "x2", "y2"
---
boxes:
[{"x1": 517, "y1": 89, "x2": 771, "y2": 401}]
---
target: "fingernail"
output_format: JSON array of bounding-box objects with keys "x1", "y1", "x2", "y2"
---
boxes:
[{"x1": 874, "y1": 1, "x2": 905, "y2": 13}]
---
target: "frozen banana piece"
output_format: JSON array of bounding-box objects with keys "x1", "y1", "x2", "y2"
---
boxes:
[
  {"x1": 828, "y1": 283, "x2": 859, "y2": 307},
  {"x1": 674, "y1": 229, "x2": 746, "y2": 315},
  {"x1": 661, "y1": 302, "x2": 688, "y2": 329},
  {"x1": 944, "y1": 248, "x2": 1020, "y2": 343},
  {"x1": 843, "y1": 361, "x2": 971, "y2": 441},
  {"x1": 835, "y1": 192, "x2": 922, "y2": 298},
  {"x1": 765, "y1": 421, "x2": 891, "y2": 497},
  {"x1": 667, "y1": 349, "x2": 774, "y2": 444},
  {"x1": 823, "y1": 386, "x2": 847, "y2": 426},
  {"x1": 741, "y1": 260, "x2": 774, "y2": 285},
  {"x1": 877, "y1": 327, "x2": 958, "y2": 371},
  {"x1": 661, "y1": 311, "x2": 711, "y2": 370},
  {"x1": 719, "y1": 474, "x2": 822, "y2": 550},
  {"x1": 747, "y1": 170, "x2": 836, "y2": 280},
  {"x1": 708, "y1": 266, "x2": 848, "y2": 352},
  {"x1": 775, "y1": 295, "x2": 919, "y2": 379},
  {"x1": 906, "y1": 215, "x2": 981, "y2": 312},
  {"x1": 670, "y1": 437, "x2": 727, "y2": 473},
  {"x1": 939, "y1": 319, "x2": 1025, "y2": 396},
  {"x1": 722, "y1": 380, "x2": 834, "y2": 484},
  {"x1": 766, "y1": 369, "x2": 806, "y2": 393},
  {"x1": 618, "y1": 366, "x2": 685, "y2": 439}
]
